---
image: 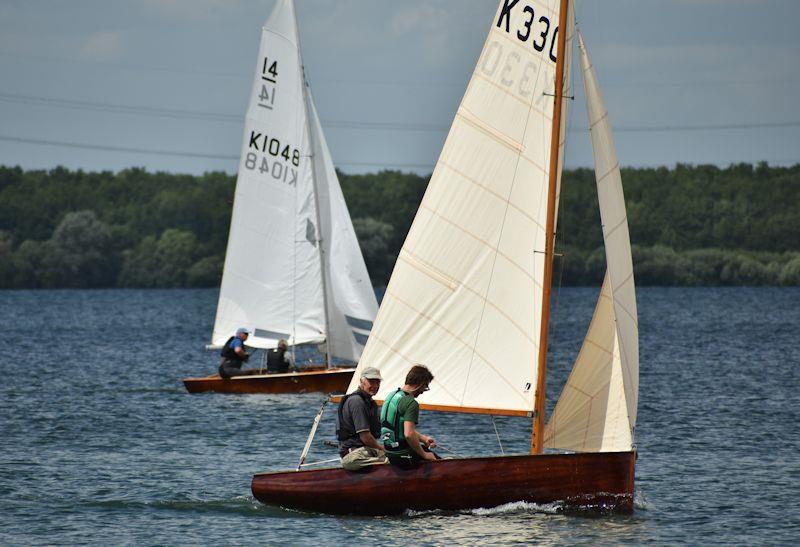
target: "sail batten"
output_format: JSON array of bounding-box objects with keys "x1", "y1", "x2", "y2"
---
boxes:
[{"x1": 347, "y1": 0, "x2": 574, "y2": 415}]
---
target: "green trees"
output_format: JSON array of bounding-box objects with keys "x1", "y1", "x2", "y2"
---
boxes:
[{"x1": 0, "y1": 163, "x2": 798, "y2": 287}]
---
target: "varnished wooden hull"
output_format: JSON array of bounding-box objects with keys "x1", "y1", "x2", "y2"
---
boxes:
[
  {"x1": 252, "y1": 451, "x2": 635, "y2": 515},
  {"x1": 182, "y1": 368, "x2": 354, "y2": 394}
]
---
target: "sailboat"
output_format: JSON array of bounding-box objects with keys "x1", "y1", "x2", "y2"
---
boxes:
[
  {"x1": 251, "y1": 0, "x2": 639, "y2": 514},
  {"x1": 183, "y1": 0, "x2": 378, "y2": 395}
]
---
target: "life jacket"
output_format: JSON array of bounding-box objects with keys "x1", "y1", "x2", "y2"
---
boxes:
[
  {"x1": 336, "y1": 389, "x2": 377, "y2": 441},
  {"x1": 380, "y1": 388, "x2": 411, "y2": 455},
  {"x1": 220, "y1": 336, "x2": 245, "y2": 362},
  {"x1": 266, "y1": 347, "x2": 288, "y2": 373}
]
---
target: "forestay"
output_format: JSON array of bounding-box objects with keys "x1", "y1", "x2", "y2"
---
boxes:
[
  {"x1": 544, "y1": 32, "x2": 639, "y2": 451},
  {"x1": 347, "y1": 0, "x2": 574, "y2": 416}
]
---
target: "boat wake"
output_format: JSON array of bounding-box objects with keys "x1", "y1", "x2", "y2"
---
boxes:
[
  {"x1": 85, "y1": 495, "x2": 288, "y2": 517},
  {"x1": 405, "y1": 500, "x2": 563, "y2": 518}
]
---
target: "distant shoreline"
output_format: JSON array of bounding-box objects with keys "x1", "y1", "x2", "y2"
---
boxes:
[{"x1": 1, "y1": 163, "x2": 798, "y2": 288}]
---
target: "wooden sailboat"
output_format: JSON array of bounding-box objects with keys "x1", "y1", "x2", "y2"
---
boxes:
[
  {"x1": 252, "y1": 0, "x2": 640, "y2": 513},
  {"x1": 183, "y1": 0, "x2": 378, "y2": 395}
]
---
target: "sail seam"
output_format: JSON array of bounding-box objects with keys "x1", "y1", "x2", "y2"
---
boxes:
[
  {"x1": 596, "y1": 161, "x2": 620, "y2": 184},
  {"x1": 386, "y1": 288, "x2": 531, "y2": 408},
  {"x1": 417, "y1": 203, "x2": 542, "y2": 289},
  {"x1": 472, "y1": 69, "x2": 550, "y2": 119},
  {"x1": 364, "y1": 326, "x2": 465, "y2": 404},
  {"x1": 589, "y1": 111, "x2": 609, "y2": 132},
  {"x1": 611, "y1": 283, "x2": 638, "y2": 328},
  {"x1": 440, "y1": 160, "x2": 546, "y2": 232},
  {"x1": 603, "y1": 214, "x2": 628, "y2": 240},
  {"x1": 398, "y1": 249, "x2": 540, "y2": 346}
]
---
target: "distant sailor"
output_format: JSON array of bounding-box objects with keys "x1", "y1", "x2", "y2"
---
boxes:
[
  {"x1": 337, "y1": 367, "x2": 387, "y2": 471},
  {"x1": 265, "y1": 339, "x2": 294, "y2": 374},
  {"x1": 219, "y1": 327, "x2": 251, "y2": 379},
  {"x1": 380, "y1": 364, "x2": 439, "y2": 467}
]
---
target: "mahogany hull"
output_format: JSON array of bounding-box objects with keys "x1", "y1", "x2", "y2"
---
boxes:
[
  {"x1": 182, "y1": 368, "x2": 354, "y2": 394},
  {"x1": 252, "y1": 451, "x2": 635, "y2": 515}
]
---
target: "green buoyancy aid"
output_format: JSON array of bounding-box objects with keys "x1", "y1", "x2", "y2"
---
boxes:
[{"x1": 380, "y1": 388, "x2": 411, "y2": 456}]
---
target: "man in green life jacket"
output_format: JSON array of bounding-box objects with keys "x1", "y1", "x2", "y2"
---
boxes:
[{"x1": 380, "y1": 364, "x2": 439, "y2": 468}]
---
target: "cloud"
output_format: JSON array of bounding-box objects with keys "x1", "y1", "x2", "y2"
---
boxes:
[{"x1": 79, "y1": 31, "x2": 125, "y2": 61}]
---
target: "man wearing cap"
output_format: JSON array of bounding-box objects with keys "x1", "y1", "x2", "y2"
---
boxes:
[
  {"x1": 218, "y1": 327, "x2": 251, "y2": 379},
  {"x1": 336, "y1": 367, "x2": 387, "y2": 471}
]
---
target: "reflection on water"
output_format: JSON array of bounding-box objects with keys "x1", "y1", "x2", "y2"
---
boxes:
[{"x1": 1, "y1": 288, "x2": 799, "y2": 544}]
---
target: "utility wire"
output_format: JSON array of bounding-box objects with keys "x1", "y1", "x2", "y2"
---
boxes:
[
  {"x1": 0, "y1": 134, "x2": 434, "y2": 169},
  {"x1": 2, "y1": 91, "x2": 799, "y2": 134}
]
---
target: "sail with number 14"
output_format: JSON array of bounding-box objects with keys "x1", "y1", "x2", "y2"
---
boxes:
[{"x1": 183, "y1": 0, "x2": 378, "y2": 395}]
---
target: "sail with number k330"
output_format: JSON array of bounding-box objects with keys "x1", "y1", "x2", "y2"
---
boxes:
[
  {"x1": 544, "y1": 32, "x2": 639, "y2": 451},
  {"x1": 213, "y1": 0, "x2": 377, "y2": 359},
  {"x1": 347, "y1": 0, "x2": 574, "y2": 416}
]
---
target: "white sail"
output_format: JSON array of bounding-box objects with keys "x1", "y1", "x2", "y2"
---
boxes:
[
  {"x1": 544, "y1": 32, "x2": 639, "y2": 451},
  {"x1": 212, "y1": 0, "x2": 325, "y2": 349},
  {"x1": 306, "y1": 92, "x2": 379, "y2": 362},
  {"x1": 347, "y1": 0, "x2": 574, "y2": 415}
]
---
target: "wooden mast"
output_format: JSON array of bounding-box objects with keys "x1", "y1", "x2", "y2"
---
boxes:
[{"x1": 531, "y1": 0, "x2": 570, "y2": 455}]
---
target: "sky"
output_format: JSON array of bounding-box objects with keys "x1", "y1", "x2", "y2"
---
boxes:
[{"x1": 0, "y1": 0, "x2": 798, "y2": 175}]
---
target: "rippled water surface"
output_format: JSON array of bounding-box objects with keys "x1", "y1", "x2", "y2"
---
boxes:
[{"x1": 1, "y1": 288, "x2": 798, "y2": 544}]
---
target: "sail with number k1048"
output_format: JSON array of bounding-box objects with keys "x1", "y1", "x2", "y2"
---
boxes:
[
  {"x1": 212, "y1": 0, "x2": 377, "y2": 361},
  {"x1": 347, "y1": 0, "x2": 575, "y2": 416}
]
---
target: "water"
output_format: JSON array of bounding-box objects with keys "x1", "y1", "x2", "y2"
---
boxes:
[{"x1": 1, "y1": 288, "x2": 798, "y2": 544}]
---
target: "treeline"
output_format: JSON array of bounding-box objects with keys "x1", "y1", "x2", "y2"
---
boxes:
[{"x1": 0, "y1": 163, "x2": 799, "y2": 288}]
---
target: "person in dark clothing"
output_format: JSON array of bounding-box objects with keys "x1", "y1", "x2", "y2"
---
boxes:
[
  {"x1": 218, "y1": 327, "x2": 251, "y2": 379},
  {"x1": 337, "y1": 367, "x2": 387, "y2": 470},
  {"x1": 266, "y1": 339, "x2": 294, "y2": 373}
]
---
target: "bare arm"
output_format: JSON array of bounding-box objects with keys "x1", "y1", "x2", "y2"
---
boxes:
[
  {"x1": 403, "y1": 421, "x2": 436, "y2": 460},
  {"x1": 357, "y1": 431, "x2": 384, "y2": 451}
]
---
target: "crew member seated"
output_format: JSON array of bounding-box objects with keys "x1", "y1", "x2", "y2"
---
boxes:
[
  {"x1": 219, "y1": 327, "x2": 250, "y2": 379},
  {"x1": 337, "y1": 367, "x2": 387, "y2": 471},
  {"x1": 266, "y1": 339, "x2": 294, "y2": 373},
  {"x1": 381, "y1": 364, "x2": 440, "y2": 468}
]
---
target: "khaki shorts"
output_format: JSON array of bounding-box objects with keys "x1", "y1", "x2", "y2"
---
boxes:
[{"x1": 341, "y1": 446, "x2": 388, "y2": 471}]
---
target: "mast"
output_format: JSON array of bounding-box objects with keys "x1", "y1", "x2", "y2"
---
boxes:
[
  {"x1": 531, "y1": 0, "x2": 570, "y2": 455},
  {"x1": 294, "y1": 6, "x2": 333, "y2": 370}
]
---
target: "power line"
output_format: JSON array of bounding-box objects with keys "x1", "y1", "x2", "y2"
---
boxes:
[
  {"x1": 2, "y1": 91, "x2": 800, "y2": 134},
  {"x1": 0, "y1": 134, "x2": 433, "y2": 169}
]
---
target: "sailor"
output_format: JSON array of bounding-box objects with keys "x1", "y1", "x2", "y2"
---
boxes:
[
  {"x1": 337, "y1": 367, "x2": 387, "y2": 471},
  {"x1": 265, "y1": 339, "x2": 294, "y2": 373},
  {"x1": 219, "y1": 327, "x2": 250, "y2": 379},
  {"x1": 380, "y1": 364, "x2": 439, "y2": 468}
]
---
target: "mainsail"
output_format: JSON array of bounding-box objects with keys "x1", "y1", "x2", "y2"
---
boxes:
[
  {"x1": 544, "y1": 32, "x2": 639, "y2": 451},
  {"x1": 212, "y1": 0, "x2": 377, "y2": 360},
  {"x1": 348, "y1": 0, "x2": 574, "y2": 416}
]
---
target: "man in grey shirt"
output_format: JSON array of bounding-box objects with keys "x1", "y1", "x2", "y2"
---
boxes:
[{"x1": 336, "y1": 367, "x2": 387, "y2": 471}]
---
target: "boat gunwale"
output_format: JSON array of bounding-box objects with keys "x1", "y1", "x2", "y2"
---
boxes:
[
  {"x1": 182, "y1": 367, "x2": 355, "y2": 382},
  {"x1": 252, "y1": 449, "x2": 636, "y2": 477}
]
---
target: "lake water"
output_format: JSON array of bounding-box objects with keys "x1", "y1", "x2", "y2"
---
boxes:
[{"x1": 1, "y1": 288, "x2": 798, "y2": 544}]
